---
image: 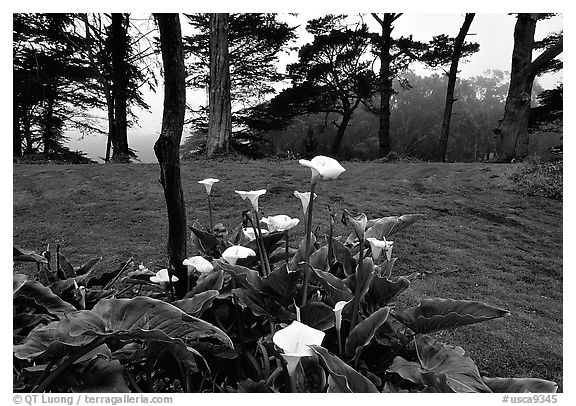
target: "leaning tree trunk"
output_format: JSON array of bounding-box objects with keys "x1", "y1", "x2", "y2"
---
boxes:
[
  {"x1": 377, "y1": 16, "x2": 393, "y2": 158},
  {"x1": 330, "y1": 113, "x2": 352, "y2": 157},
  {"x1": 206, "y1": 13, "x2": 231, "y2": 158},
  {"x1": 497, "y1": 14, "x2": 563, "y2": 161},
  {"x1": 111, "y1": 13, "x2": 130, "y2": 162},
  {"x1": 439, "y1": 13, "x2": 475, "y2": 163},
  {"x1": 154, "y1": 13, "x2": 188, "y2": 298}
]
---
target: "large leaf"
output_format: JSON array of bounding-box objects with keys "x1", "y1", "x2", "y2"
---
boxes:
[
  {"x1": 290, "y1": 233, "x2": 316, "y2": 271},
  {"x1": 310, "y1": 266, "x2": 353, "y2": 305},
  {"x1": 75, "y1": 257, "x2": 102, "y2": 276},
  {"x1": 310, "y1": 345, "x2": 379, "y2": 393},
  {"x1": 218, "y1": 260, "x2": 262, "y2": 290},
  {"x1": 394, "y1": 298, "x2": 510, "y2": 334},
  {"x1": 300, "y1": 302, "x2": 335, "y2": 331},
  {"x1": 331, "y1": 238, "x2": 356, "y2": 276},
  {"x1": 15, "y1": 297, "x2": 234, "y2": 362},
  {"x1": 388, "y1": 334, "x2": 491, "y2": 393},
  {"x1": 13, "y1": 245, "x2": 48, "y2": 263},
  {"x1": 13, "y1": 273, "x2": 28, "y2": 294},
  {"x1": 174, "y1": 290, "x2": 220, "y2": 316},
  {"x1": 259, "y1": 263, "x2": 299, "y2": 303},
  {"x1": 232, "y1": 287, "x2": 294, "y2": 322},
  {"x1": 189, "y1": 225, "x2": 225, "y2": 257},
  {"x1": 190, "y1": 269, "x2": 224, "y2": 295},
  {"x1": 58, "y1": 252, "x2": 76, "y2": 279},
  {"x1": 72, "y1": 358, "x2": 130, "y2": 393},
  {"x1": 345, "y1": 307, "x2": 390, "y2": 360},
  {"x1": 14, "y1": 280, "x2": 77, "y2": 316},
  {"x1": 482, "y1": 377, "x2": 558, "y2": 393},
  {"x1": 365, "y1": 214, "x2": 424, "y2": 239},
  {"x1": 344, "y1": 257, "x2": 375, "y2": 305},
  {"x1": 364, "y1": 275, "x2": 409, "y2": 315}
]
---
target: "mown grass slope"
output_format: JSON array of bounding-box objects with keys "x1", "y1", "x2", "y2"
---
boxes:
[{"x1": 13, "y1": 160, "x2": 563, "y2": 389}]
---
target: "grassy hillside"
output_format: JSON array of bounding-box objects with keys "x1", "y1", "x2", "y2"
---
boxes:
[{"x1": 13, "y1": 160, "x2": 563, "y2": 389}]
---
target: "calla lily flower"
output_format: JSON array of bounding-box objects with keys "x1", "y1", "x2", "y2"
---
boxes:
[
  {"x1": 299, "y1": 155, "x2": 346, "y2": 184},
  {"x1": 235, "y1": 189, "x2": 267, "y2": 212},
  {"x1": 273, "y1": 321, "x2": 325, "y2": 375},
  {"x1": 261, "y1": 215, "x2": 300, "y2": 232},
  {"x1": 198, "y1": 178, "x2": 219, "y2": 195},
  {"x1": 183, "y1": 256, "x2": 214, "y2": 274},
  {"x1": 367, "y1": 237, "x2": 394, "y2": 261},
  {"x1": 221, "y1": 245, "x2": 256, "y2": 265},
  {"x1": 150, "y1": 269, "x2": 179, "y2": 284},
  {"x1": 334, "y1": 300, "x2": 352, "y2": 333},
  {"x1": 293, "y1": 191, "x2": 317, "y2": 215},
  {"x1": 242, "y1": 227, "x2": 269, "y2": 241}
]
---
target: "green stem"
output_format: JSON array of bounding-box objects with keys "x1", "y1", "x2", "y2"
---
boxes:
[
  {"x1": 350, "y1": 237, "x2": 365, "y2": 329},
  {"x1": 245, "y1": 215, "x2": 267, "y2": 277},
  {"x1": 300, "y1": 181, "x2": 316, "y2": 306},
  {"x1": 337, "y1": 327, "x2": 343, "y2": 357},
  {"x1": 207, "y1": 194, "x2": 213, "y2": 232},
  {"x1": 285, "y1": 231, "x2": 290, "y2": 267},
  {"x1": 253, "y1": 210, "x2": 271, "y2": 276}
]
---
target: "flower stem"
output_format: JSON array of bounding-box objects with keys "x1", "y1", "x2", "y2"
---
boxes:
[
  {"x1": 285, "y1": 231, "x2": 290, "y2": 267},
  {"x1": 350, "y1": 237, "x2": 365, "y2": 329},
  {"x1": 337, "y1": 327, "x2": 343, "y2": 357},
  {"x1": 300, "y1": 181, "x2": 316, "y2": 307},
  {"x1": 253, "y1": 210, "x2": 272, "y2": 276},
  {"x1": 207, "y1": 195, "x2": 213, "y2": 232}
]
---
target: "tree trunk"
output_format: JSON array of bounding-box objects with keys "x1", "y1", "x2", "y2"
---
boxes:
[
  {"x1": 439, "y1": 13, "x2": 475, "y2": 162},
  {"x1": 111, "y1": 13, "x2": 130, "y2": 162},
  {"x1": 23, "y1": 109, "x2": 33, "y2": 154},
  {"x1": 154, "y1": 13, "x2": 188, "y2": 298},
  {"x1": 206, "y1": 13, "x2": 232, "y2": 158},
  {"x1": 377, "y1": 14, "x2": 394, "y2": 158},
  {"x1": 43, "y1": 84, "x2": 56, "y2": 155},
  {"x1": 330, "y1": 114, "x2": 351, "y2": 156},
  {"x1": 13, "y1": 104, "x2": 22, "y2": 157},
  {"x1": 496, "y1": 14, "x2": 563, "y2": 161}
]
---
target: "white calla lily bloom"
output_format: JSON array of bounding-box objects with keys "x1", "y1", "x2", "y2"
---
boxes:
[
  {"x1": 198, "y1": 178, "x2": 219, "y2": 195},
  {"x1": 235, "y1": 189, "x2": 267, "y2": 212},
  {"x1": 261, "y1": 215, "x2": 300, "y2": 232},
  {"x1": 293, "y1": 191, "x2": 317, "y2": 215},
  {"x1": 334, "y1": 300, "x2": 352, "y2": 333},
  {"x1": 150, "y1": 269, "x2": 179, "y2": 284},
  {"x1": 299, "y1": 155, "x2": 346, "y2": 184},
  {"x1": 273, "y1": 320, "x2": 325, "y2": 375},
  {"x1": 221, "y1": 245, "x2": 256, "y2": 265},
  {"x1": 242, "y1": 227, "x2": 269, "y2": 241},
  {"x1": 367, "y1": 237, "x2": 394, "y2": 261},
  {"x1": 183, "y1": 256, "x2": 214, "y2": 274}
]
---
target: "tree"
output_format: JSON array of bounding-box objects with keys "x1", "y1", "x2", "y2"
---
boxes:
[
  {"x1": 13, "y1": 13, "x2": 102, "y2": 156},
  {"x1": 260, "y1": 15, "x2": 374, "y2": 156},
  {"x1": 529, "y1": 84, "x2": 562, "y2": 132},
  {"x1": 184, "y1": 13, "x2": 296, "y2": 155},
  {"x1": 370, "y1": 13, "x2": 425, "y2": 157},
  {"x1": 421, "y1": 13, "x2": 478, "y2": 162},
  {"x1": 496, "y1": 14, "x2": 562, "y2": 161},
  {"x1": 154, "y1": 13, "x2": 188, "y2": 298},
  {"x1": 206, "y1": 13, "x2": 232, "y2": 157}
]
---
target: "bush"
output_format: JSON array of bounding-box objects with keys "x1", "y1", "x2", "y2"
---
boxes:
[{"x1": 511, "y1": 160, "x2": 562, "y2": 200}]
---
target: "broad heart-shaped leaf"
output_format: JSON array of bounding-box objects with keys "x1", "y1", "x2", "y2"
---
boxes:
[
  {"x1": 92, "y1": 297, "x2": 234, "y2": 347},
  {"x1": 58, "y1": 252, "x2": 76, "y2": 278},
  {"x1": 14, "y1": 311, "x2": 107, "y2": 361},
  {"x1": 244, "y1": 231, "x2": 285, "y2": 256},
  {"x1": 345, "y1": 307, "x2": 390, "y2": 360},
  {"x1": 189, "y1": 269, "x2": 224, "y2": 295},
  {"x1": 13, "y1": 273, "x2": 28, "y2": 294},
  {"x1": 365, "y1": 214, "x2": 424, "y2": 240},
  {"x1": 344, "y1": 258, "x2": 375, "y2": 305},
  {"x1": 290, "y1": 233, "x2": 316, "y2": 271},
  {"x1": 259, "y1": 263, "x2": 299, "y2": 304},
  {"x1": 388, "y1": 334, "x2": 491, "y2": 393},
  {"x1": 174, "y1": 290, "x2": 220, "y2": 316},
  {"x1": 394, "y1": 298, "x2": 510, "y2": 334},
  {"x1": 364, "y1": 275, "x2": 410, "y2": 315},
  {"x1": 309, "y1": 245, "x2": 328, "y2": 271},
  {"x1": 232, "y1": 287, "x2": 294, "y2": 322},
  {"x1": 189, "y1": 225, "x2": 225, "y2": 257},
  {"x1": 75, "y1": 257, "x2": 102, "y2": 276},
  {"x1": 331, "y1": 238, "x2": 357, "y2": 277},
  {"x1": 14, "y1": 280, "x2": 77, "y2": 316},
  {"x1": 310, "y1": 266, "x2": 353, "y2": 305},
  {"x1": 482, "y1": 377, "x2": 558, "y2": 393},
  {"x1": 300, "y1": 302, "x2": 336, "y2": 331},
  {"x1": 72, "y1": 358, "x2": 130, "y2": 393},
  {"x1": 217, "y1": 260, "x2": 262, "y2": 290},
  {"x1": 13, "y1": 245, "x2": 48, "y2": 263},
  {"x1": 310, "y1": 345, "x2": 379, "y2": 393}
]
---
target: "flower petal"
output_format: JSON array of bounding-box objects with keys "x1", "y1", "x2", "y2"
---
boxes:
[
  {"x1": 273, "y1": 320, "x2": 325, "y2": 356},
  {"x1": 183, "y1": 256, "x2": 214, "y2": 273},
  {"x1": 222, "y1": 245, "x2": 256, "y2": 265},
  {"x1": 198, "y1": 178, "x2": 219, "y2": 195}
]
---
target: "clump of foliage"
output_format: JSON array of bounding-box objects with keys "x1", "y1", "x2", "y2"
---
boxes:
[
  {"x1": 511, "y1": 160, "x2": 562, "y2": 200},
  {"x1": 13, "y1": 157, "x2": 559, "y2": 393}
]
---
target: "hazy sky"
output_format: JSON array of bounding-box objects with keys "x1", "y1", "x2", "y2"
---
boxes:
[{"x1": 65, "y1": 12, "x2": 563, "y2": 163}]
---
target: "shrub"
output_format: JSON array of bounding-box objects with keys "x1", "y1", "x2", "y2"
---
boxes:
[{"x1": 511, "y1": 160, "x2": 562, "y2": 200}]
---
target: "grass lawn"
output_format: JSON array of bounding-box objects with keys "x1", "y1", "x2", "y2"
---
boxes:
[{"x1": 13, "y1": 160, "x2": 563, "y2": 390}]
